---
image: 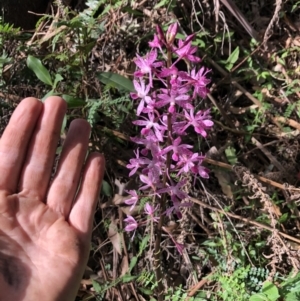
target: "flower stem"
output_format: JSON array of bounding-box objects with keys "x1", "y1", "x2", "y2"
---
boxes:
[{"x1": 154, "y1": 48, "x2": 173, "y2": 300}]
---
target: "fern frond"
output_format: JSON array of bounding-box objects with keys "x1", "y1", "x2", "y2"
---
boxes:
[{"x1": 284, "y1": 103, "x2": 296, "y2": 119}]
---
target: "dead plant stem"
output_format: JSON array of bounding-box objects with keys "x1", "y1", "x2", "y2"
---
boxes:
[{"x1": 190, "y1": 197, "x2": 300, "y2": 245}]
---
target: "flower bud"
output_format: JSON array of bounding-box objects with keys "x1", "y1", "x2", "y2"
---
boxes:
[
  {"x1": 155, "y1": 24, "x2": 166, "y2": 45},
  {"x1": 166, "y1": 23, "x2": 178, "y2": 45}
]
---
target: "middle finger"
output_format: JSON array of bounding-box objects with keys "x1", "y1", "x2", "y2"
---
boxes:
[{"x1": 18, "y1": 96, "x2": 66, "y2": 201}]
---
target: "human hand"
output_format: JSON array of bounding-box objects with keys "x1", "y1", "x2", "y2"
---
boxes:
[{"x1": 0, "y1": 97, "x2": 105, "y2": 301}]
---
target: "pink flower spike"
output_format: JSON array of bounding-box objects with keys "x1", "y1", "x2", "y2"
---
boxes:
[
  {"x1": 174, "y1": 35, "x2": 201, "y2": 63},
  {"x1": 159, "y1": 66, "x2": 178, "y2": 78},
  {"x1": 175, "y1": 108, "x2": 214, "y2": 138},
  {"x1": 149, "y1": 34, "x2": 162, "y2": 48},
  {"x1": 190, "y1": 67, "x2": 211, "y2": 98},
  {"x1": 131, "y1": 79, "x2": 152, "y2": 115},
  {"x1": 191, "y1": 162, "x2": 210, "y2": 178},
  {"x1": 126, "y1": 149, "x2": 149, "y2": 177},
  {"x1": 144, "y1": 203, "x2": 159, "y2": 222},
  {"x1": 130, "y1": 133, "x2": 161, "y2": 157},
  {"x1": 155, "y1": 24, "x2": 166, "y2": 46},
  {"x1": 139, "y1": 173, "x2": 157, "y2": 191},
  {"x1": 124, "y1": 215, "x2": 138, "y2": 232},
  {"x1": 134, "y1": 49, "x2": 158, "y2": 86},
  {"x1": 125, "y1": 190, "x2": 139, "y2": 211},
  {"x1": 157, "y1": 179, "x2": 189, "y2": 203},
  {"x1": 156, "y1": 86, "x2": 192, "y2": 114},
  {"x1": 159, "y1": 137, "x2": 193, "y2": 161},
  {"x1": 132, "y1": 113, "x2": 166, "y2": 142},
  {"x1": 176, "y1": 152, "x2": 200, "y2": 175},
  {"x1": 184, "y1": 34, "x2": 196, "y2": 45},
  {"x1": 165, "y1": 199, "x2": 192, "y2": 218}
]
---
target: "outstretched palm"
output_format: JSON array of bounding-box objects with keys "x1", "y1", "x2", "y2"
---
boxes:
[{"x1": 0, "y1": 97, "x2": 104, "y2": 301}]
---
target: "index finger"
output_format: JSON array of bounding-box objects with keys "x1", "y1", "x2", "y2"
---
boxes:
[{"x1": 0, "y1": 98, "x2": 43, "y2": 193}]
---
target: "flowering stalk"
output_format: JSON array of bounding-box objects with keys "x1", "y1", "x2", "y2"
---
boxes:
[{"x1": 125, "y1": 23, "x2": 213, "y2": 296}]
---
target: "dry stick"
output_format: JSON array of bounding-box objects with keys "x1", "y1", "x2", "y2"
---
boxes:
[
  {"x1": 263, "y1": 0, "x2": 283, "y2": 44},
  {"x1": 219, "y1": 0, "x2": 260, "y2": 41},
  {"x1": 188, "y1": 211, "x2": 213, "y2": 237},
  {"x1": 213, "y1": 0, "x2": 220, "y2": 33},
  {"x1": 205, "y1": 55, "x2": 262, "y2": 108},
  {"x1": 208, "y1": 2, "x2": 300, "y2": 102},
  {"x1": 205, "y1": 36, "x2": 299, "y2": 129},
  {"x1": 96, "y1": 125, "x2": 130, "y2": 141},
  {"x1": 229, "y1": 45, "x2": 261, "y2": 75},
  {"x1": 273, "y1": 116, "x2": 300, "y2": 131},
  {"x1": 251, "y1": 137, "x2": 285, "y2": 173},
  {"x1": 181, "y1": 248, "x2": 198, "y2": 285},
  {"x1": 190, "y1": 197, "x2": 300, "y2": 245},
  {"x1": 204, "y1": 157, "x2": 300, "y2": 192},
  {"x1": 187, "y1": 271, "x2": 214, "y2": 298},
  {"x1": 206, "y1": 47, "x2": 261, "y2": 129},
  {"x1": 116, "y1": 157, "x2": 300, "y2": 192},
  {"x1": 206, "y1": 93, "x2": 235, "y2": 128}
]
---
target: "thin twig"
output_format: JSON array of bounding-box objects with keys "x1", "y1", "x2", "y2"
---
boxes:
[
  {"x1": 204, "y1": 158, "x2": 300, "y2": 192},
  {"x1": 219, "y1": 0, "x2": 260, "y2": 41},
  {"x1": 190, "y1": 197, "x2": 300, "y2": 245}
]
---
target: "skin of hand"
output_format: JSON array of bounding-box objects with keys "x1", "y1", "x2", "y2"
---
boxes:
[{"x1": 0, "y1": 96, "x2": 105, "y2": 301}]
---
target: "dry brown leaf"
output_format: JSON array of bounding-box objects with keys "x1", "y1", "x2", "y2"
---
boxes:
[
  {"x1": 108, "y1": 217, "x2": 122, "y2": 255},
  {"x1": 214, "y1": 170, "x2": 234, "y2": 199},
  {"x1": 162, "y1": 221, "x2": 179, "y2": 234},
  {"x1": 120, "y1": 205, "x2": 139, "y2": 216},
  {"x1": 137, "y1": 294, "x2": 147, "y2": 301},
  {"x1": 120, "y1": 255, "x2": 129, "y2": 276},
  {"x1": 112, "y1": 193, "x2": 130, "y2": 205}
]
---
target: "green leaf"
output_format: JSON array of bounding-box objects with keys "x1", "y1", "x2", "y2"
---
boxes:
[
  {"x1": 285, "y1": 292, "x2": 299, "y2": 301},
  {"x1": 92, "y1": 280, "x2": 103, "y2": 293},
  {"x1": 249, "y1": 293, "x2": 268, "y2": 301},
  {"x1": 138, "y1": 235, "x2": 150, "y2": 255},
  {"x1": 202, "y1": 240, "x2": 221, "y2": 247},
  {"x1": 121, "y1": 275, "x2": 137, "y2": 283},
  {"x1": 61, "y1": 114, "x2": 67, "y2": 135},
  {"x1": 57, "y1": 20, "x2": 76, "y2": 28},
  {"x1": 97, "y1": 72, "x2": 134, "y2": 92},
  {"x1": 41, "y1": 90, "x2": 59, "y2": 101},
  {"x1": 53, "y1": 73, "x2": 63, "y2": 90},
  {"x1": 56, "y1": 145, "x2": 63, "y2": 155},
  {"x1": 62, "y1": 94, "x2": 86, "y2": 108},
  {"x1": 101, "y1": 180, "x2": 112, "y2": 197},
  {"x1": 278, "y1": 212, "x2": 289, "y2": 224},
  {"x1": 225, "y1": 46, "x2": 239, "y2": 71},
  {"x1": 129, "y1": 256, "x2": 137, "y2": 271},
  {"x1": 225, "y1": 63, "x2": 233, "y2": 71},
  {"x1": 100, "y1": 4, "x2": 111, "y2": 16},
  {"x1": 292, "y1": 1, "x2": 300, "y2": 12},
  {"x1": 77, "y1": 41, "x2": 97, "y2": 54},
  {"x1": 194, "y1": 38, "x2": 206, "y2": 48},
  {"x1": 121, "y1": 7, "x2": 143, "y2": 16},
  {"x1": 262, "y1": 281, "x2": 280, "y2": 301},
  {"x1": 27, "y1": 55, "x2": 53, "y2": 86},
  {"x1": 225, "y1": 146, "x2": 238, "y2": 165},
  {"x1": 138, "y1": 287, "x2": 154, "y2": 295},
  {"x1": 154, "y1": 0, "x2": 169, "y2": 9}
]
